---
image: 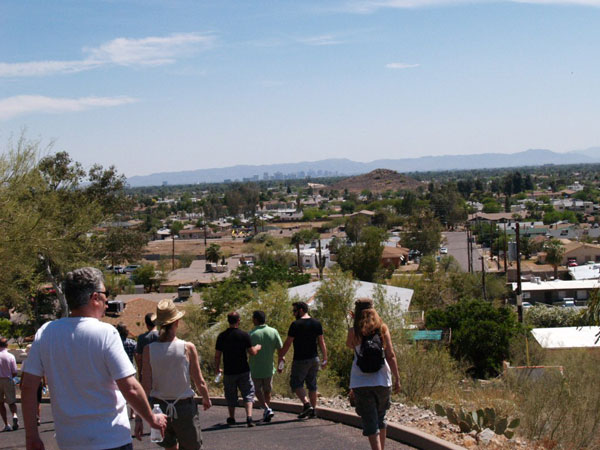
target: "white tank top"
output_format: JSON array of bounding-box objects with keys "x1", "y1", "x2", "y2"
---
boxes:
[
  {"x1": 349, "y1": 343, "x2": 392, "y2": 389},
  {"x1": 149, "y1": 339, "x2": 195, "y2": 401}
]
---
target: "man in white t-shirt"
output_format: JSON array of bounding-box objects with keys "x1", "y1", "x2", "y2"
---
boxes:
[{"x1": 21, "y1": 267, "x2": 167, "y2": 450}]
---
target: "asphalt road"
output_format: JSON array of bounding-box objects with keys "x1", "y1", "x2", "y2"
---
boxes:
[
  {"x1": 443, "y1": 231, "x2": 482, "y2": 272},
  {"x1": 0, "y1": 404, "x2": 416, "y2": 450}
]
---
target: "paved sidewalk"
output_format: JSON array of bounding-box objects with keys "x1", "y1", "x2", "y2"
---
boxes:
[{"x1": 0, "y1": 404, "x2": 415, "y2": 449}]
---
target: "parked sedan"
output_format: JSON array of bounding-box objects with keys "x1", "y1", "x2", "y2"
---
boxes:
[{"x1": 440, "y1": 247, "x2": 448, "y2": 254}]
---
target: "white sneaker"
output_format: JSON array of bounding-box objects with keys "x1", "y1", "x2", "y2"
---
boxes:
[
  {"x1": 263, "y1": 407, "x2": 274, "y2": 422},
  {"x1": 3, "y1": 425, "x2": 12, "y2": 432}
]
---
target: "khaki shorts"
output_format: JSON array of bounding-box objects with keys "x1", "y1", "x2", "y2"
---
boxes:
[
  {"x1": 0, "y1": 378, "x2": 16, "y2": 404},
  {"x1": 251, "y1": 376, "x2": 273, "y2": 395}
]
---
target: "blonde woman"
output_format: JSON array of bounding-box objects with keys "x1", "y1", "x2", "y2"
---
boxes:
[
  {"x1": 139, "y1": 299, "x2": 211, "y2": 450},
  {"x1": 346, "y1": 299, "x2": 400, "y2": 450}
]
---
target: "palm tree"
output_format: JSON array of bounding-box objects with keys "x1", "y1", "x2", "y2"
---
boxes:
[
  {"x1": 544, "y1": 239, "x2": 565, "y2": 279},
  {"x1": 205, "y1": 243, "x2": 221, "y2": 265},
  {"x1": 291, "y1": 229, "x2": 319, "y2": 273}
]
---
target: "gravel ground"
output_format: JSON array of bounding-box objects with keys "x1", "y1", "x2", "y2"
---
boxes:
[{"x1": 315, "y1": 395, "x2": 535, "y2": 449}]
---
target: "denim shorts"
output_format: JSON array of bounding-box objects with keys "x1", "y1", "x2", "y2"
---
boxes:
[
  {"x1": 224, "y1": 371, "x2": 255, "y2": 407},
  {"x1": 353, "y1": 386, "x2": 391, "y2": 436},
  {"x1": 290, "y1": 357, "x2": 319, "y2": 391}
]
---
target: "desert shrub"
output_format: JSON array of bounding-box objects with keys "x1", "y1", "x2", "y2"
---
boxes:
[
  {"x1": 426, "y1": 298, "x2": 523, "y2": 378},
  {"x1": 511, "y1": 350, "x2": 600, "y2": 449},
  {"x1": 395, "y1": 344, "x2": 460, "y2": 404},
  {"x1": 312, "y1": 267, "x2": 356, "y2": 388},
  {"x1": 525, "y1": 304, "x2": 588, "y2": 328}
]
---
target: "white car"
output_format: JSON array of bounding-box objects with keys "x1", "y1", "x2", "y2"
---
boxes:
[{"x1": 440, "y1": 247, "x2": 448, "y2": 254}]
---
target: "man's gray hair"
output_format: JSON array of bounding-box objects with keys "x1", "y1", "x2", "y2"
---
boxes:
[{"x1": 64, "y1": 267, "x2": 105, "y2": 310}]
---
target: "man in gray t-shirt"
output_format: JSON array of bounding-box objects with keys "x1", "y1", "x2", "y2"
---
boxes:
[{"x1": 135, "y1": 312, "x2": 159, "y2": 377}]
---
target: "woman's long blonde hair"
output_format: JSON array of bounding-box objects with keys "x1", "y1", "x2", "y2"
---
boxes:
[{"x1": 353, "y1": 298, "x2": 388, "y2": 342}]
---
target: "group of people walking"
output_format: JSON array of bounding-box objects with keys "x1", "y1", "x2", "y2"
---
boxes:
[{"x1": 18, "y1": 267, "x2": 401, "y2": 450}]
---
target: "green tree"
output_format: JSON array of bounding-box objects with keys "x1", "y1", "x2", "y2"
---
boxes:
[
  {"x1": 99, "y1": 227, "x2": 148, "y2": 267},
  {"x1": 426, "y1": 298, "x2": 522, "y2": 377},
  {"x1": 0, "y1": 138, "x2": 128, "y2": 318},
  {"x1": 205, "y1": 243, "x2": 222, "y2": 264},
  {"x1": 544, "y1": 239, "x2": 565, "y2": 279},
  {"x1": 401, "y1": 210, "x2": 442, "y2": 255},
  {"x1": 131, "y1": 264, "x2": 156, "y2": 292},
  {"x1": 290, "y1": 229, "x2": 319, "y2": 272},
  {"x1": 336, "y1": 226, "x2": 387, "y2": 282},
  {"x1": 345, "y1": 215, "x2": 370, "y2": 243}
]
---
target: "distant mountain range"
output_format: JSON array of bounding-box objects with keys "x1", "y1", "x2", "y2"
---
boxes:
[{"x1": 126, "y1": 147, "x2": 600, "y2": 187}]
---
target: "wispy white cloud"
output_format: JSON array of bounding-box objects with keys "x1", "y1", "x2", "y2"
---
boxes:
[
  {"x1": 0, "y1": 32, "x2": 215, "y2": 77},
  {"x1": 297, "y1": 34, "x2": 345, "y2": 46},
  {"x1": 345, "y1": 0, "x2": 600, "y2": 13},
  {"x1": 0, "y1": 95, "x2": 138, "y2": 120},
  {"x1": 386, "y1": 62, "x2": 420, "y2": 69}
]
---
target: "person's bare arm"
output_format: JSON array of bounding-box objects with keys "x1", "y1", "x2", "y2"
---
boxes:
[
  {"x1": 22, "y1": 372, "x2": 44, "y2": 450},
  {"x1": 187, "y1": 342, "x2": 212, "y2": 411},
  {"x1": 247, "y1": 343, "x2": 262, "y2": 356},
  {"x1": 277, "y1": 336, "x2": 293, "y2": 372},
  {"x1": 318, "y1": 335, "x2": 328, "y2": 367},
  {"x1": 346, "y1": 328, "x2": 356, "y2": 349},
  {"x1": 141, "y1": 346, "x2": 152, "y2": 395},
  {"x1": 134, "y1": 352, "x2": 143, "y2": 377},
  {"x1": 214, "y1": 350, "x2": 222, "y2": 374},
  {"x1": 382, "y1": 330, "x2": 400, "y2": 393},
  {"x1": 116, "y1": 375, "x2": 166, "y2": 438}
]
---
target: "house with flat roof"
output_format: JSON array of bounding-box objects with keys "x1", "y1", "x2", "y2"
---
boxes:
[{"x1": 512, "y1": 278, "x2": 600, "y2": 304}]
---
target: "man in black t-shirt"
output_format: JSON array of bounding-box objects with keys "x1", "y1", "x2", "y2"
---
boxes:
[
  {"x1": 278, "y1": 301, "x2": 328, "y2": 419},
  {"x1": 215, "y1": 311, "x2": 261, "y2": 427}
]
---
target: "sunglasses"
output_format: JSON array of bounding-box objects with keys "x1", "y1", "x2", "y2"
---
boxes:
[{"x1": 95, "y1": 290, "x2": 111, "y2": 304}]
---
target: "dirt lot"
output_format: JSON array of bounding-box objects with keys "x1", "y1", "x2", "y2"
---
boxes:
[{"x1": 143, "y1": 237, "x2": 247, "y2": 258}]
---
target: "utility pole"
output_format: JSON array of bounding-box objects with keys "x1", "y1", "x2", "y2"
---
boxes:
[
  {"x1": 171, "y1": 232, "x2": 175, "y2": 271},
  {"x1": 466, "y1": 225, "x2": 472, "y2": 273},
  {"x1": 516, "y1": 223, "x2": 523, "y2": 323},
  {"x1": 503, "y1": 222, "x2": 508, "y2": 274},
  {"x1": 481, "y1": 256, "x2": 488, "y2": 301}
]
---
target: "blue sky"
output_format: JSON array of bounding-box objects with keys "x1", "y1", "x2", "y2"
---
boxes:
[{"x1": 1, "y1": 0, "x2": 600, "y2": 177}]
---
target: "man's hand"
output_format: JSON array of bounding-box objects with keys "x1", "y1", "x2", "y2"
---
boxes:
[
  {"x1": 320, "y1": 359, "x2": 328, "y2": 369},
  {"x1": 255, "y1": 344, "x2": 262, "y2": 351},
  {"x1": 134, "y1": 420, "x2": 144, "y2": 440},
  {"x1": 150, "y1": 413, "x2": 168, "y2": 437},
  {"x1": 202, "y1": 397, "x2": 212, "y2": 411},
  {"x1": 26, "y1": 437, "x2": 45, "y2": 450},
  {"x1": 277, "y1": 356, "x2": 285, "y2": 373},
  {"x1": 393, "y1": 380, "x2": 401, "y2": 394}
]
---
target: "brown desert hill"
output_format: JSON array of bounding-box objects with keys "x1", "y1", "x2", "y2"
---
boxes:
[{"x1": 329, "y1": 169, "x2": 422, "y2": 194}]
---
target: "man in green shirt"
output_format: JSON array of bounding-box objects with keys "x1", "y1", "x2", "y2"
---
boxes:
[{"x1": 249, "y1": 310, "x2": 283, "y2": 422}]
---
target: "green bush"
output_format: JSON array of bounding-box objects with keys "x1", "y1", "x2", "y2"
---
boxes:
[{"x1": 426, "y1": 298, "x2": 523, "y2": 378}]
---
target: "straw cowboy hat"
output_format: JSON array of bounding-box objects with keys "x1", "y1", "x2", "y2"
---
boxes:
[{"x1": 152, "y1": 299, "x2": 185, "y2": 327}]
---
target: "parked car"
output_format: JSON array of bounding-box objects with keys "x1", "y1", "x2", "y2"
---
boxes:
[
  {"x1": 113, "y1": 265, "x2": 124, "y2": 274},
  {"x1": 440, "y1": 247, "x2": 448, "y2": 254},
  {"x1": 563, "y1": 299, "x2": 575, "y2": 308},
  {"x1": 522, "y1": 301, "x2": 533, "y2": 309},
  {"x1": 124, "y1": 264, "x2": 141, "y2": 273},
  {"x1": 567, "y1": 261, "x2": 578, "y2": 267}
]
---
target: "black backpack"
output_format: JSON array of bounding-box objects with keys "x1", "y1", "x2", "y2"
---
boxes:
[{"x1": 355, "y1": 331, "x2": 385, "y2": 373}]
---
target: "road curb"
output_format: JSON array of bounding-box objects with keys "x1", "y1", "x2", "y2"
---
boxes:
[{"x1": 209, "y1": 397, "x2": 465, "y2": 450}]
